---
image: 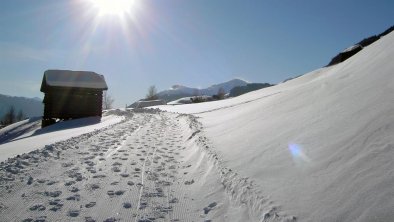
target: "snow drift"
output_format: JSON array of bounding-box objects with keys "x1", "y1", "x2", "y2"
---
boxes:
[
  {"x1": 160, "y1": 32, "x2": 394, "y2": 221},
  {"x1": 0, "y1": 115, "x2": 124, "y2": 162}
]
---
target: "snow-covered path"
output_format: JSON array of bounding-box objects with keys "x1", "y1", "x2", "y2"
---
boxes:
[{"x1": 0, "y1": 111, "x2": 252, "y2": 222}]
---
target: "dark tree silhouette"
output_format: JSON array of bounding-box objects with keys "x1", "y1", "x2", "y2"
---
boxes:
[
  {"x1": 146, "y1": 85, "x2": 158, "y2": 100},
  {"x1": 3, "y1": 106, "x2": 16, "y2": 125},
  {"x1": 17, "y1": 109, "x2": 25, "y2": 121}
]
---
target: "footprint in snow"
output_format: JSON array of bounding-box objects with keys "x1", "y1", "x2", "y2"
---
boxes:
[
  {"x1": 27, "y1": 176, "x2": 33, "y2": 185},
  {"x1": 107, "y1": 190, "x2": 115, "y2": 196},
  {"x1": 92, "y1": 174, "x2": 106, "y2": 178},
  {"x1": 66, "y1": 194, "x2": 81, "y2": 201},
  {"x1": 44, "y1": 191, "x2": 62, "y2": 197},
  {"x1": 70, "y1": 187, "x2": 79, "y2": 193},
  {"x1": 48, "y1": 199, "x2": 63, "y2": 211},
  {"x1": 37, "y1": 179, "x2": 46, "y2": 184},
  {"x1": 85, "y1": 202, "x2": 96, "y2": 208},
  {"x1": 184, "y1": 179, "x2": 194, "y2": 185},
  {"x1": 29, "y1": 204, "x2": 46, "y2": 211},
  {"x1": 91, "y1": 184, "x2": 100, "y2": 190},
  {"x1": 23, "y1": 216, "x2": 47, "y2": 222},
  {"x1": 85, "y1": 216, "x2": 96, "y2": 222},
  {"x1": 169, "y1": 198, "x2": 179, "y2": 204},
  {"x1": 120, "y1": 173, "x2": 129, "y2": 178},
  {"x1": 104, "y1": 217, "x2": 119, "y2": 222},
  {"x1": 115, "y1": 190, "x2": 125, "y2": 195},
  {"x1": 46, "y1": 180, "x2": 56, "y2": 185},
  {"x1": 123, "y1": 202, "x2": 132, "y2": 208},
  {"x1": 203, "y1": 202, "x2": 218, "y2": 214},
  {"x1": 68, "y1": 209, "x2": 80, "y2": 217},
  {"x1": 112, "y1": 167, "x2": 121, "y2": 172}
]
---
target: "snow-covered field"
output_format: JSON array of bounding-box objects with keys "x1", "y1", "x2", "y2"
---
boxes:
[
  {"x1": 0, "y1": 111, "x2": 249, "y2": 221},
  {"x1": 159, "y1": 32, "x2": 394, "y2": 221},
  {"x1": 1, "y1": 33, "x2": 393, "y2": 222},
  {"x1": 0, "y1": 115, "x2": 124, "y2": 162}
]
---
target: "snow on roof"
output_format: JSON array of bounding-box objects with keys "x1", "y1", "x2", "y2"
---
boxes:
[
  {"x1": 41, "y1": 70, "x2": 108, "y2": 91},
  {"x1": 342, "y1": 44, "x2": 362, "y2": 53}
]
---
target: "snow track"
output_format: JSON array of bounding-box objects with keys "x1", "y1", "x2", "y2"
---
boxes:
[
  {"x1": 0, "y1": 110, "x2": 257, "y2": 221},
  {"x1": 183, "y1": 114, "x2": 297, "y2": 222}
]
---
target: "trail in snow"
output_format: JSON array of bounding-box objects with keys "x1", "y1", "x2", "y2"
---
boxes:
[{"x1": 0, "y1": 110, "x2": 257, "y2": 222}]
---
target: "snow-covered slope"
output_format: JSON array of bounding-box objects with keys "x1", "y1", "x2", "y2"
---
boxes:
[
  {"x1": 0, "y1": 111, "x2": 250, "y2": 222},
  {"x1": 159, "y1": 32, "x2": 394, "y2": 221},
  {"x1": 0, "y1": 115, "x2": 124, "y2": 162}
]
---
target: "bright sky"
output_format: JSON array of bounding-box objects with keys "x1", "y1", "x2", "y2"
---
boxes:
[{"x1": 0, "y1": 0, "x2": 393, "y2": 107}]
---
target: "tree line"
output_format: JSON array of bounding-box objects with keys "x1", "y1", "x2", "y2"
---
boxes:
[{"x1": 0, "y1": 106, "x2": 25, "y2": 127}]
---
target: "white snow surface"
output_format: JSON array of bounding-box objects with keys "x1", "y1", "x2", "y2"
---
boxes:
[
  {"x1": 0, "y1": 115, "x2": 123, "y2": 162},
  {"x1": 158, "y1": 32, "x2": 394, "y2": 221},
  {"x1": 0, "y1": 111, "x2": 249, "y2": 222},
  {"x1": 167, "y1": 97, "x2": 193, "y2": 105},
  {"x1": 43, "y1": 70, "x2": 108, "y2": 89}
]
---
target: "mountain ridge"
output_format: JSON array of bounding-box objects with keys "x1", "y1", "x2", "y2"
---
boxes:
[
  {"x1": 0, "y1": 94, "x2": 43, "y2": 118},
  {"x1": 155, "y1": 78, "x2": 249, "y2": 102}
]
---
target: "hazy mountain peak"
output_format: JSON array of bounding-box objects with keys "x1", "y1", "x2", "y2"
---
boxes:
[
  {"x1": 0, "y1": 94, "x2": 43, "y2": 118},
  {"x1": 155, "y1": 78, "x2": 251, "y2": 103},
  {"x1": 170, "y1": 85, "x2": 186, "y2": 90}
]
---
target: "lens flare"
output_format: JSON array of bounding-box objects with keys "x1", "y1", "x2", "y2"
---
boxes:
[{"x1": 288, "y1": 143, "x2": 311, "y2": 164}]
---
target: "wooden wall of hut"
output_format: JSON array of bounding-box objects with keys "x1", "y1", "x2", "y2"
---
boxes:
[{"x1": 43, "y1": 89, "x2": 103, "y2": 119}]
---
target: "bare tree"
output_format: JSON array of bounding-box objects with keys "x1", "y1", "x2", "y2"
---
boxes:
[
  {"x1": 146, "y1": 85, "x2": 158, "y2": 100},
  {"x1": 217, "y1": 87, "x2": 226, "y2": 100},
  {"x1": 103, "y1": 91, "x2": 115, "y2": 110}
]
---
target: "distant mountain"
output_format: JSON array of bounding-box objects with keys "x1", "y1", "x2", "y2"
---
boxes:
[
  {"x1": 157, "y1": 79, "x2": 249, "y2": 102},
  {"x1": 0, "y1": 94, "x2": 43, "y2": 118}
]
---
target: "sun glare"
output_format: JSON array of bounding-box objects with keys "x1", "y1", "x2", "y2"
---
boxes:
[{"x1": 90, "y1": 0, "x2": 136, "y2": 16}]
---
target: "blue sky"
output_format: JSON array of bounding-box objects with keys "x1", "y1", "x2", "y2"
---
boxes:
[{"x1": 1, "y1": 0, "x2": 393, "y2": 107}]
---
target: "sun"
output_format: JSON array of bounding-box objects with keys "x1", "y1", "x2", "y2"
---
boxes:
[{"x1": 89, "y1": 0, "x2": 137, "y2": 16}]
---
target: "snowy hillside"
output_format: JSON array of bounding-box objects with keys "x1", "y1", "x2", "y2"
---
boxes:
[
  {"x1": 158, "y1": 32, "x2": 394, "y2": 221},
  {"x1": 0, "y1": 114, "x2": 124, "y2": 162},
  {"x1": 0, "y1": 110, "x2": 250, "y2": 222}
]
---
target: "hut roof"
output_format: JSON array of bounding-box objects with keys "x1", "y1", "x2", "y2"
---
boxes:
[{"x1": 41, "y1": 70, "x2": 108, "y2": 92}]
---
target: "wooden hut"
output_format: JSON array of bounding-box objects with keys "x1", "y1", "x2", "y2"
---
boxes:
[{"x1": 40, "y1": 70, "x2": 108, "y2": 127}]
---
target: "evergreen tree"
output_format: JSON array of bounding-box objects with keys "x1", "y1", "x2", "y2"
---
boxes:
[
  {"x1": 17, "y1": 109, "x2": 25, "y2": 121},
  {"x1": 4, "y1": 106, "x2": 16, "y2": 125}
]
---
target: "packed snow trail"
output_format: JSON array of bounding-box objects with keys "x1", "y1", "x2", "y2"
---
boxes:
[{"x1": 0, "y1": 110, "x2": 262, "y2": 222}]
